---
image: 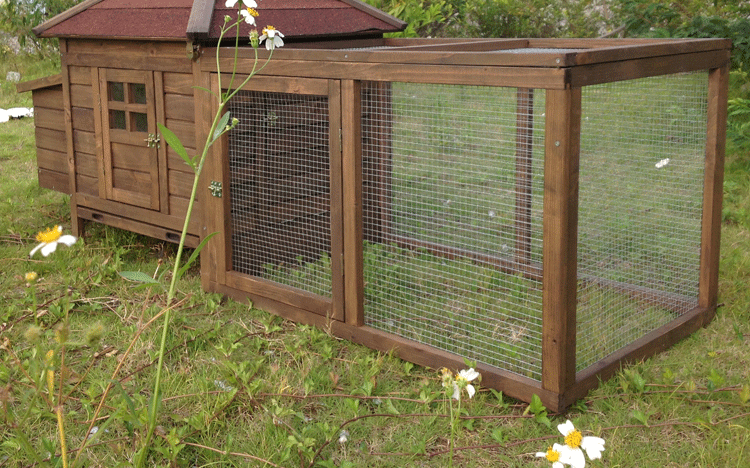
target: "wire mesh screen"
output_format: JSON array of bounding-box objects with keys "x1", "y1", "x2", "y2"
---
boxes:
[
  {"x1": 361, "y1": 82, "x2": 546, "y2": 380},
  {"x1": 227, "y1": 90, "x2": 333, "y2": 298},
  {"x1": 576, "y1": 72, "x2": 708, "y2": 370}
]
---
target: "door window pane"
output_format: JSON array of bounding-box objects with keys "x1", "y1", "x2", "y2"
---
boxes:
[
  {"x1": 130, "y1": 83, "x2": 147, "y2": 104},
  {"x1": 109, "y1": 82, "x2": 125, "y2": 102},
  {"x1": 109, "y1": 109, "x2": 126, "y2": 129},
  {"x1": 132, "y1": 112, "x2": 149, "y2": 133}
]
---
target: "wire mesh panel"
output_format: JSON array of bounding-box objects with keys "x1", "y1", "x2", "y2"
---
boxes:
[
  {"x1": 361, "y1": 82, "x2": 546, "y2": 380},
  {"x1": 227, "y1": 90, "x2": 333, "y2": 298},
  {"x1": 576, "y1": 72, "x2": 708, "y2": 370}
]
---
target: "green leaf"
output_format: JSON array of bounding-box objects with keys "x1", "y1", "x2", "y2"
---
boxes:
[
  {"x1": 119, "y1": 271, "x2": 159, "y2": 284},
  {"x1": 739, "y1": 384, "x2": 750, "y2": 405},
  {"x1": 526, "y1": 394, "x2": 547, "y2": 415},
  {"x1": 212, "y1": 111, "x2": 231, "y2": 141},
  {"x1": 157, "y1": 123, "x2": 193, "y2": 170},
  {"x1": 631, "y1": 409, "x2": 649, "y2": 426}
]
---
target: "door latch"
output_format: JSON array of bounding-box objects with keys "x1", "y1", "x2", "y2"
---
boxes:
[
  {"x1": 209, "y1": 181, "x2": 223, "y2": 198},
  {"x1": 145, "y1": 133, "x2": 161, "y2": 149}
]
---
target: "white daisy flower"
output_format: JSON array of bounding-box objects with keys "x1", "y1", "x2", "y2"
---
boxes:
[
  {"x1": 29, "y1": 226, "x2": 77, "y2": 257},
  {"x1": 260, "y1": 26, "x2": 285, "y2": 50}
]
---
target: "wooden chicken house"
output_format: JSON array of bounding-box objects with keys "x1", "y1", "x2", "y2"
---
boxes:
[{"x1": 19, "y1": 0, "x2": 730, "y2": 411}]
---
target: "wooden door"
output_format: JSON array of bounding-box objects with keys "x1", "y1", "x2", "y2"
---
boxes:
[
  {"x1": 98, "y1": 69, "x2": 161, "y2": 210},
  {"x1": 207, "y1": 75, "x2": 345, "y2": 322}
]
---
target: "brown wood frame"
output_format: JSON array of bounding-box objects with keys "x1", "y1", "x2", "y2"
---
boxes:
[{"x1": 198, "y1": 38, "x2": 730, "y2": 411}]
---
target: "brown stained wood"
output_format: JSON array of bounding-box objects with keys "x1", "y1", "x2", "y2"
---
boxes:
[
  {"x1": 208, "y1": 56, "x2": 569, "y2": 90},
  {"x1": 31, "y1": 86, "x2": 63, "y2": 109},
  {"x1": 329, "y1": 79, "x2": 345, "y2": 323},
  {"x1": 75, "y1": 152, "x2": 98, "y2": 178},
  {"x1": 164, "y1": 93, "x2": 195, "y2": 121},
  {"x1": 66, "y1": 39, "x2": 189, "y2": 59},
  {"x1": 16, "y1": 73, "x2": 62, "y2": 93},
  {"x1": 222, "y1": 74, "x2": 331, "y2": 96},
  {"x1": 567, "y1": 305, "x2": 715, "y2": 409},
  {"x1": 59, "y1": 40, "x2": 83, "y2": 237},
  {"x1": 515, "y1": 88, "x2": 534, "y2": 266},
  {"x1": 69, "y1": 84, "x2": 93, "y2": 108},
  {"x1": 155, "y1": 71, "x2": 170, "y2": 215},
  {"x1": 34, "y1": 107, "x2": 65, "y2": 132},
  {"x1": 65, "y1": 53, "x2": 191, "y2": 74},
  {"x1": 72, "y1": 130, "x2": 96, "y2": 154},
  {"x1": 90, "y1": 66, "x2": 106, "y2": 200},
  {"x1": 168, "y1": 196, "x2": 200, "y2": 220},
  {"x1": 163, "y1": 73, "x2": 194, "y2": 95},
  {"x1": 568, "y1": 50, "x2": 731, "y2": 87},
  {"x1": 76, "y1": 193, "x2": 201, "y2": 234},
  {"x1": 164, "y1": 119, "x2": 197, "y2": 150},
  {"x1": 71, "y1": 107, "x2": 95, "y2": 131},
  {"x1": 76, "y1": 174, "x2": 98, "y2": 196},
  {"x1": 168, "y1": 169, "x2": 197, "y2": 199},
  {"x1": 77, "y1": 206, "x2": 200, "y2": 248},
  {"x1": 35, "y1": 127, "x2": 66, "y2": 152},
  {"x1": 68, "y1": 66, "x2": 91, "y2": 85},
  {"x1": 541, "y1": 88, "x2": 582, "y2": 396},
  {"x1": 341, "y1": 79, "x2": 364, "y2": 327},
  {"x1": 36, "y1": 148, "x2": 69, "y2": 174},
  {"x1": 225, "y1": 271, "x2": 332, "y2": 317},
  {"x1": 699, "y1": 65, "x2": 729, "y2": 310},
  {"x1": 202, "y1": 71, "x2": 230, "y2": 287},
  {"x1": 38, "y1": 169, "x2": 70, "y2": 194}
]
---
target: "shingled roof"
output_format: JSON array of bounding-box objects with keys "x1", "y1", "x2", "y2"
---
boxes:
[{"x1": 34, "y1": 0, "x2": 406, "y2": 41}]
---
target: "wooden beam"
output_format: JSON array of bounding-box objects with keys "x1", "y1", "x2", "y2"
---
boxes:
[
  {"x1": 329, "y1": 80, "x2": 345, "y2": 323},
  {"x1": 541, "y1": 87, "x2": 582, "y2": 396},
  {"x1": 341, "y1": 80, "x2": 365, "y2": 327},
  {"x1": 699, "y1": 65, "x2": 729, "y2": 310},
  {"x1": 186, "y1": 0, "x2": 216, "y2": 41},
  {"x1": 16, "y1": 73, "x2": 63, "y2": 93}
]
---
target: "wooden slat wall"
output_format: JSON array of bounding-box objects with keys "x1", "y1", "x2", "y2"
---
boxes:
[{"x1": 31, "y1": 84, "x2": 68, "y2": 193}]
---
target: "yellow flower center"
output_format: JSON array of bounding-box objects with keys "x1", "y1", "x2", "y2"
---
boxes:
[
  {"x1": 25, "y1": 272, "x2": 38, "y2": 282},
  {"x1": 565, "y1": 429, "x2": 583, "y2": 449},
  {"x1": 36, "y1": 226, "x2": 62, "y2": 244},
  {"x1": 263, "y1": 25, "x2": 277, "y2": 35},
  {"x1": 246, "y1": 7, "x2": 258, "y2": 17},
  {"x1": 546, "y1": 447, "x2": 560, "y2": 462}
]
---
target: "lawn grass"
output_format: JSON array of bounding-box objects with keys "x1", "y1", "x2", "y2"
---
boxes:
[{"x1": 1, "y1": 53, "x2": 749, "y2": 467}]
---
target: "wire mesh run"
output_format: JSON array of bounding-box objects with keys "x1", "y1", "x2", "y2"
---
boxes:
[
  {"x1": 227, "y1": 90, "x2": 333, "y2": 298},
  {"x1": 576, "y1": 72, "x2": 708, "y2": 370},
  {"x1": 361, "y1": 82, "x2": 546, "y2": 380}
]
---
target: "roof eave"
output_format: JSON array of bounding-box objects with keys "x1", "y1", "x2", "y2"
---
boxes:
[{"x1": 32, "y1": 0, "x2": 107, "y2": 37}]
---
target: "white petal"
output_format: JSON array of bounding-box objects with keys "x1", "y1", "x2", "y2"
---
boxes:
[
  {"x1": 58, "y1": 235, "x2": 77, "y2": 247},
  {"x1": 0, "y1": 109, "x2": 9, "y2": 123},
  {"x1": 552, "y1": 463, "x2": 564, "y2": 468},
  {"x1": 465, "y1": 384, "x2": 476, "y2": 399},
  {"x1": 535, "y1": 452, "x2": 547, "y2": 458},
  {"x1": 582, "y1": 436, "x2": 605, "y2": 459},
  {"x1": 459, "y1": 368, "x2": 480, "y2": 382},
  {"x1": 557, "y1": 419, "x2": 575, "y2": 437},
  {"x1": 29, "y1": 242, "x2": 45, "y2": 257},
  {"x1": 451, "y1": 383, "x2": 460, "y2": 400},
  {"x1": 274, "y1": 36, "x2": 284, "y2": 48},
  {"x1": 566, "y1": 448, "x2": 586, "y2": 468},
  {"x1": 41, "y1": 241, "x2": 58, "y2": 257},
  {"x1": 225, "y1": 0, "x2": 238, "y2": 7}
]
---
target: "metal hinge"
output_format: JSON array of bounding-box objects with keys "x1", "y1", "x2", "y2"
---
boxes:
[
  {"x1": 209, "y1": 181, "x2": 223, "y2": 198},
  {"x1": 145, "y1": 133, "x2": 161, "y2": 149}
]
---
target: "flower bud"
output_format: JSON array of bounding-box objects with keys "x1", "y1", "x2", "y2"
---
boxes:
[
  {"x1": 54, "y1": 323, "x2": 69, "y2": 344},
  {"x1": 85, "y1": 322, "x2": 105, "y2": 347},
  {"x1": 24, "y1": 325, "x2": 43, "y2": 344},
  {"x1": 249, "y1": 29, "x2": 259, "y2": 49}
]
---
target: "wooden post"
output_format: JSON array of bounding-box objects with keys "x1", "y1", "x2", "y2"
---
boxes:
[
  {"x1": 515, "y1": 88, "x2": 534, "y2": 266},
  {"x1": 542, "y1": 87, "x2": 582, "y2": 402},
  {"x1": 699, "y1": 64, "x2": 729, "y2": 311},
  {"x1": 329, "y1": 80, "x2": 345, "y2": 323},
  {"x1": 341, "y1": 80, "x2": 365, "y2": 327}
]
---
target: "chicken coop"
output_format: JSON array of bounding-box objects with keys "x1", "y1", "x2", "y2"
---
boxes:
[{"x1": 20, "y1": 0, "x2": 730, "y2": 411}]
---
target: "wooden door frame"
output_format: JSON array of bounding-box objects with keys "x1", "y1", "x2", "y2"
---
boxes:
[{"x1": 203, "y1": 73, "x2": 345, "y2": 322}]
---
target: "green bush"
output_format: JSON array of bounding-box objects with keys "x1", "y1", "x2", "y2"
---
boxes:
[{"x1": 1, "y1": 0, "x2": 78, "y2": 57}]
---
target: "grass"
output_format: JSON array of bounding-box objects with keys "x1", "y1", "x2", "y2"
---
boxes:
[{"x1": 1, "y1": 52, "x2": 750, "y2": 467}]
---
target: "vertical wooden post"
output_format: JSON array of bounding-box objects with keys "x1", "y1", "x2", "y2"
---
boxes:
[
  {"x1": 329, "y1": 80, "x2": 345, "y2": 323},
  {"x1": 515, "y1": 88, "x2": 534, "y2": 266},
  {"x1": 341, "y1": 80, "x2": 365, "y2": 327},
  {"x1": 542, "y1": 87, "x2": 582, "y2": 400},
  {"x1": 59, "y1": 39, "x2": 83, "y2": 237},
  {"x1": 699, "y1": 64, "x2": 729, "y2": 311}
]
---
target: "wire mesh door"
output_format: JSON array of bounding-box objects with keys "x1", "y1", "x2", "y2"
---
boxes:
[{"x1": 225, "y1": 78, "x2": 343, "y2": 318}]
